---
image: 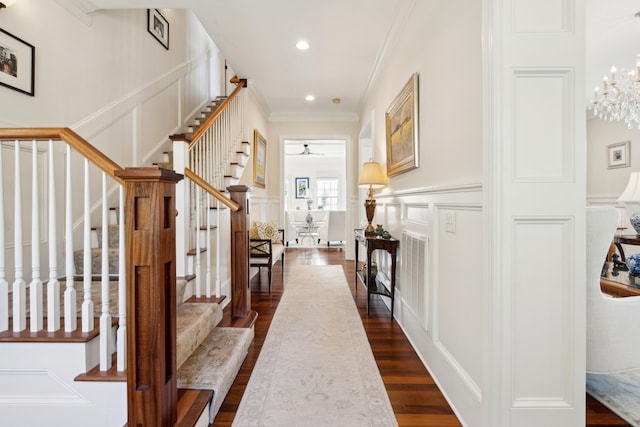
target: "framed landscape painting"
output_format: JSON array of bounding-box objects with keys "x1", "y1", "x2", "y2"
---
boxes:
[
  {"x1": 386, "y1": 73, "x2": 419, "y2": 177},
  {"x1": 253, "y1": 130, "x2": 267, "y2": 188}
]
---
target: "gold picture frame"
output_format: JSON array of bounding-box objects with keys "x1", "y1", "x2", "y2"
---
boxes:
[
  {"x1": 386, "y1": 73, "x2": 419, "y2": 177},
  {"x1": 253, "y1": 129, "x2": 267, "y2": 188}
]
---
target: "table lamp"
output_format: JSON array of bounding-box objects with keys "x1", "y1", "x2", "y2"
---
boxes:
[
  {"x1": 358, "y1": 159, "x2": 386, "y2": 236},
  {"x1": 618, "y1": 171, "x2": 640, "y2": 235}
]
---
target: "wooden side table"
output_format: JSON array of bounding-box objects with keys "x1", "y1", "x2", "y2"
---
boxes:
[
  {"x1": 613, "y1": 234, "x2": 640, "y2": 262},
  {"x1": 354, "y1": 229, "x2": 398, "y2": 319}
]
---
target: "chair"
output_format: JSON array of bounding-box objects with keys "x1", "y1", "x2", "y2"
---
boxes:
[
  {"x1": 250, "y1": 226, "x2": 285, "y2": 293},
  {"x1": 324, "y1": 210, "x2": 346, "y2": 246},
  {"x1": 587, "y1": 206, "x2": 640, "y2": 373}
]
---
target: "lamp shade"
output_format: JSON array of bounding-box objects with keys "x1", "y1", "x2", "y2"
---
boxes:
[
  {"x1": 358, "y1": 161, "x2": 386, "y2": 189},
  {"x1": 618, "y1": 172, "x2": 640, "y2": 202}
]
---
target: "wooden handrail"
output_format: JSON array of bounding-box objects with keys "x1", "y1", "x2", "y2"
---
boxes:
[
  {"x1": 184, "y1": 168, "x2": 240, "y2": 212},
  {"x1": 188, "y1": 78, "x2": 247, "y2": 149},
  {"x1": 0, "y1": 127, "x2": 125, "y2": 185}
]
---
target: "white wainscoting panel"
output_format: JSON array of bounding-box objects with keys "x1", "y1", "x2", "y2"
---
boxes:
[
  {"x1": 376, "y1": 183, "x2": 483, "y2": 424},
  {"x1": 400, "y1": 230, "x2": 428, "y2": 331},
  {"x1": 434, "y1": 204, "x2": 483, "y2": 400},
  {"x1": 513, "y1": 70, "x2": 574, "y2": 182},
  {"x1": 511, "y1": 217, "x2": 574, "y2": 406},
  {"x1": 512, "y1": 0, "x2": 572, "y2": 33},
  {"x1": 141, "y1": 81, "x2": 181, "y2": 160}
]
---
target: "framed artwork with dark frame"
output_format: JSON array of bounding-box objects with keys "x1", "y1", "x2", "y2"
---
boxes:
[
  {"x1": 147, "y1": 9, "x2": 169, "y2": 50},
  {"x1": 0, "y1": 28, "x2": 35, "y2": 96},
  {"x1": 295, "y1": 177, "x2": 309, "y2": 199},
  {"x1": 385, "y1": 73, "x2": 419, "y2": 177},
  {"x1": 608, "y1": 141, "x2": 630, "y2": 169},
  {"x1": 253, "y1": 130, "x2": 267, "y2": 188}
]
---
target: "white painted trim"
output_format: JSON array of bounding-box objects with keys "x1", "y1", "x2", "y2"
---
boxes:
[
  {"x1": 377, "y1": 182, "x2": 483, "y2": 198},
  {"x1": 269, "y1": 112, "x2": 359, "y2": 123}
]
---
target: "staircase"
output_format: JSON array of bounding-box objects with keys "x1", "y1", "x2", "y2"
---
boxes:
[{"x1": 0, "y1": 77, "x2": 256, "y2": 426}]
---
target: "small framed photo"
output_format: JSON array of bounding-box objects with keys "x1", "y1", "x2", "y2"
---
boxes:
[
  {"x1": 253, "y1": 129, "x2": 267, "y2": 188},
  {"x1": 295, "y1": 177, "x2": 309, "y2": 199},
  {"x1": 147, "y1": 9, "x2": 169, "y2": 50},
  {"x1": 0, "y1": 28, "x2": 35, "y2": 96},
  {"x1": 607, "y1": 141, "x2": 630, "y2": 169}
]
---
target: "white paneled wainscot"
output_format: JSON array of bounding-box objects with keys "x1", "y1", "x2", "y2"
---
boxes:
[{"x1": 373, "y1": 183, "x2": 483, "y2": 424}]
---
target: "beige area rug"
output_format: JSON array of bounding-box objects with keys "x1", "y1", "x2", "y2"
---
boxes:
[{"x1": 233, "y1": 265, "x2": 398, "y2": 427}]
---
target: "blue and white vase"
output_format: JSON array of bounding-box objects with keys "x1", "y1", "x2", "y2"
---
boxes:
[{"x1": 626, "y1": 253, "x2": 640, "y2": 275}]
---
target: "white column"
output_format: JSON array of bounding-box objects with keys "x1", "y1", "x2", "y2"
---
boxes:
[
  {"x1": 173, "y1": 140, "x2": 189, "y2": 278},
  {"x1": 64, "y1": 145, "x2": 77, "y2": 332},
  {"x1": 484, "y1": 0, "x2": 586, "y2": 425},
  {"x1": 99, "y1": 172, "x2": 112, "y2": 370},
  {"x1": 81, "y1": 159, "x2": 94, "y2": 332}
]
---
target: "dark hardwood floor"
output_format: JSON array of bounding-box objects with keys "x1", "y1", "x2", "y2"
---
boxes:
[{"x1": 214, "y1": 247, "x2": 629, "y2": 426}]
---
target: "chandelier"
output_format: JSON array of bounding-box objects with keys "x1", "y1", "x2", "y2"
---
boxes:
[{"x1": 589, "y1": 55, "x2": 640, "y2": 129}]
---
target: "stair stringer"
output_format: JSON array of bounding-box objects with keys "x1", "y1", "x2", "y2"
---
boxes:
[{"x1": 0, "y1": 338, "x2": 127, "y2": 427}]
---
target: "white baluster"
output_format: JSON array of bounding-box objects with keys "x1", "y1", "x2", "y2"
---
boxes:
[
  {"x1": 82, "y1": 159, "x2": 94, "y2": 332},
  {"x1": 100, "y1": 172, "x2": 112, "y2": 370},
  {"x1": 205, "y1": 193, "x2": 211, "y2": 298},
  {"x1": 12, "y1": 140, "x2": 26, "y2": 332},
  {"x1": 64, "y1": 145, "x2": 77, "y2": 331},
  {"x1": 215, "y1": 199, "x2": 221, "y2": 299},
  {"x1": 30, "y1": 140, "x2": 43, "y2": 332},
  {"x1": 117, "y1": 186, "x2": 126, "y2": 371},
  {"x1": 0, "y1": 141, "x2": 7, "y2": 332},
  {"x1": 195, "y1": 185, "x2": 201, "y2": 297},
  {"x1": 47, "y1": 140, "x2": 60, "y2": 332}
]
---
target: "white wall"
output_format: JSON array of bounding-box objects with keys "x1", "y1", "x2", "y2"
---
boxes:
[
  {"x1": 357, "y1": 0, "x2": 483, "y2": 424},
  {"x1": 284, "y1": 152, "x2": 346, "y2": 211},
  {"x1": 0, "y1": 3, "x2": 223, "y2": 282},
  {"x1": 0, "y1": 3, "x2": 219, "y2": 164},
  {"x1": 587, "y1": 117, "x2": 640, "y2": 199}
]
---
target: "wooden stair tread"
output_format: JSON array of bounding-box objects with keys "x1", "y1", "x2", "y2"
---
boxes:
[
  {"x1": 0, "y1": 317, "x2": 117, "y2": 343},
  {"x1": 187, "y1": 248, "x2": 207, "y2": 256},
  {"x1": 175, "y1": 388, "x2": 214, "y2": 427},
  {"x1": 184, "y1": 295, "x2": 226, "y2": 304},
  {"x1": 75, "y1": 353, "x2": 126, "y2": 382}
]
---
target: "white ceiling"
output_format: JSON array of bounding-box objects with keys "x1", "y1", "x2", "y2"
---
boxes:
[
  {"x1": 83, "y1": 0, "x2": 410, "y2": 121},
  {"x1": 80, "y1": 1, "x2": 636, "y2": 117},
  {"x1": 586, "y1": 0, "x2": 640, "y2": 104}
]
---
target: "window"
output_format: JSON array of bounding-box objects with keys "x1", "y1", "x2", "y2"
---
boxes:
[{"x1": 316, "y1": 179, "x2": 339, "y2": 211}]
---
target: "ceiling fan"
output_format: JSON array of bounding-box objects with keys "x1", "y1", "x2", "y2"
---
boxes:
[{"x1": 297, "y1": 143, "x2": 324, "y2": 156}]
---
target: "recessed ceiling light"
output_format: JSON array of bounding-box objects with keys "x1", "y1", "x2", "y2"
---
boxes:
[
  {"x1": 332, "y1": 98, "x2": 341, "y2": 104},
  {"x1": 296, "y1": 40, "x2": 310, "y2": 50},
  {"x1": 305, "y1": 95, "x2": 315, "y2": 101}
]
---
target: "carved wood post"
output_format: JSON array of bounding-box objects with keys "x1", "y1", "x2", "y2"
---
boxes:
[
  {"x1": 115, "y1": 166, "x2": 183, "y2": 427},
  {"x1": 227, "y1": 185, "x2": 251, "y2": 318}
]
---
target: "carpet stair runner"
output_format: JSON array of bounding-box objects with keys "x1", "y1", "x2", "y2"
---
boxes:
[{"x1": 175, "y1": 279, "x2": 254, "y2": 424}]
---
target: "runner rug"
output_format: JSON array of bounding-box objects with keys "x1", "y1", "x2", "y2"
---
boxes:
[{"x1": 232, "y1": 264, "x2": 398, "y2": 427}]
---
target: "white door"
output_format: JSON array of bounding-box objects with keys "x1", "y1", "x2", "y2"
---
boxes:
[{"x1": 485, "y1": 0, "x2": 586, "y2": 425}]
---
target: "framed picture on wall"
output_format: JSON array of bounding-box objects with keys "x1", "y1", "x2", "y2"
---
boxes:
[
  {"x1": 0, "y1": 28, "x2": 35, "y2": 96},
  {"x1": 253, "y1": 130, "x2": 267, "y2": 188},
  {"x1": 607, "y1": 141, "x2": 630, "y2": 169},
  {"x1": 148, "y1": 9, "x2": 169, "y2": 50},
  {"x1": 295, "y1": 177, "x2": 309, "y2": 198},
  {"x1": 386, "y1": 73, "x2": 419, "y2": 177}
]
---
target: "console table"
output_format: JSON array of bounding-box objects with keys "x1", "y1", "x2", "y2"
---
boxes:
[{"x1": 354, "y1": 229, "x2": 398, "y2": 319}]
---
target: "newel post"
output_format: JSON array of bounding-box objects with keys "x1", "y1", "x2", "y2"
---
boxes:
[
  {"x1": 115, "y1": 166, "x2": 183, "y2": 427},
  {"x1": 227, "y1": 185, "x2": 251, "y2": 318}
]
